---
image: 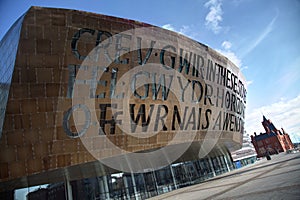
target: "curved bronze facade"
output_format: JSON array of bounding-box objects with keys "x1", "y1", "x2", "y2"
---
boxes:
[{"x1": 0, "y1": 6, "x2": 247, "y2": 193}]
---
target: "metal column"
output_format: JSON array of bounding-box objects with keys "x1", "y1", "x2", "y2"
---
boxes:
[
  {"x1": 169, "y1": 165, "x2": 178, "y2": 189},
  {"x1": 131, "y1": 173, "x2": 139, "y2": 200},
  {"x1": 102, "y1": 175, "x2": 110, "y2": 200},
  {"x1": 123, "y1": 175, "x2": 131, "y2": 200},
  {"x1": 208, "y1": 157, "x2": 216, "y2": 177}
]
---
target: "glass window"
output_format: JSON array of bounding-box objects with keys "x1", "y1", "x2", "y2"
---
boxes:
[{"x1": 0, "y1": 15, "x2": 24, "y2": 138}]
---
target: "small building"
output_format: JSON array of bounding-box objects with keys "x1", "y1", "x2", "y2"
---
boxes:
[
  {"x1": 251, "y1": 116, "x2": 294, "y2": 157},
  {"x1": 231, "y1": 132, "x2": 257, "y2": 168}
]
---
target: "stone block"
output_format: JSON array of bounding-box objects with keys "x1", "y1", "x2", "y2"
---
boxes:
[
  {"x1": 157, "y1": 133, "x2": 168, "y2": 143},
  {"x1": 23, "y1": 11, "x2": 34, "y2": 25},
  {"x1": 13, "y1": 115, "x2": 23, "y2": 130},
  {"x1": 30, "y1": 84, "x2": 46, "y2": 98},
  {"x1": 85, "y1": 152, "x2": 95, "y2": 162},
  {"x1": 51, "y1": 12, "x2": 66, "y2": 26},
  {"x1": 149, "y1": 135, "x2": 158, "y2": 145},
  {"x1": 11, "y1": 68, "x2": 20, "y2": 83},
  {"x1": 54, "y1": 112, "x2": 64, "y2": 126},
  {"x1": 7, "y1": 131, "x2": 23, "y2": 146},
  {"x1": 19, "y1": 39, "x2": 36, "y2": 54},
  {"x1": 27, "y1": 159, "x2": 42, "y2": 174},
  {"x1": 37, "y1": 39, "x2": 51, "y2": 54},
  {"x1": 20, "y1": 114, "x2": 31, "y2": 129},
  {"x1": 72, "y1": 13, "x2": 86, "y2": 26},
  {"x1": 39, "y1": 128, "x2": 54, "y2": 142},
  {"x1": 86, "y1": 16, "x2": 98, "y2": 29},
  {"x1": 6, "y1": 100, "x2": 21, "y2": 114},
  {"x1": 34, "y1": 142, "x2": 49, "y2": 157},
  {"x1": 31, "y1": 113, "x2": 46, "y2": 129},
  {"x1": 3, "y1": 115, "x2": 13, "y2": 131},
  {"x1": 12, "y1": 84, "x2": 29, "y2": 99},
  {"x1": 45, "y1": 112, "x2": 56, "y2": 129},
  {"x1": 42, "y1": 155, "x2": 52, "y2": 170},
  {"x1": 46, "y1": 83, "x2": 60, "y2": 97},
  {"x1": 56, "y1": 98, "x2": 72, "y2": 112},
  {"x1": 0, "y1": 147, "x2": 16, "y2": 163},
  {"x1": 64, "y1": 139, "x2": 78, "y2": 153},
  {"x1": 17, "y1": 145, "x2": 33, "y2": 161},
  {"x1": 57, "y1": 154, "x2": 71, "y2": 167},
  {"x1": 71, "y1": 152, "x2": 86, "y2": 165},
  {"x1": 92, "y1": 136, "x2": 105, "y2": 150},
  {"x1": 51, "y1": 41, "x2": 66, "y2": 55},
  {"x1": 43, "y1": 55, "x2": 60, "y2": 68},
  {"x1": 0, "y1": 163, "x2": 9, "y2": 179},
  {"x1": 21, "y1": 99, "x2": 37, "y2": 114},
  {"x1": 28, "y1": 54, "x2": 44, "y2": 68},
  {"x1": 10, "y1": 161, "x2": 26, "y2": 178},
  {"x1": 37, "y1": 98, "x2": 54, "y2": 112},
  {"x1": 27, "y1": 25, "x2": 43, "y2": 39},
  {"x1": 51, "y1": 140, "x2": 64, "y2": 154},
  {"x1": 35, "y1": 9, "x2": 51, "y2": 25},
  {"x1": 52, "y1": 69, "x2": 61, "y2": 83},
  {"x1": 70, "y1": 153, "x2": 78, "y2": 165},
  {"x1": 127, "y1": 136, "x2": 138, "y2": 146},
  {"x1": 36, "y1": 68, "x2": 53, "y2": 83},
  {"x1": 24, "y1": 129, "x2": 39, "y2": 144},
  {"x1": 56, "y1": 127, "x2": 69, "y2": 140}
]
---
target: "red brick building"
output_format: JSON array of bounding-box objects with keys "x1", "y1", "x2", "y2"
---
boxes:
[{"x1": 251, "y1": 116, "x2": 294, "y2": 157}]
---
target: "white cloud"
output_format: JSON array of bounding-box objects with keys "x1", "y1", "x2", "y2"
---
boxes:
[
  {"x1": 217, "y1": 46, "x2": 253, "y2": 91},
  {"x1": 221, "y1": 41, "x2": 232, "y2": 50},
  {"x1": 217, "y1": 40, "x2": 243, "y2": 68},
  {"x1": 162, "y1": 24, "x2": 199, "y2": 41},
  {"x1": 217, "y1": 48, "x2": 242, "y2": 67},
  {"x1": 275, "y1": 56, "x2": 300, "y2": 93},
  {"x1": 241, "y1": 15, "x2": 277, "y2": 58},
  {"x1": 204, "y1": 0, "x2": 223, "y2": 34},
  {"x1": 162, "y1": 24, "x2": 175, "y2": 32},
  {"x1": 241, "y1": 65, "x2": 248, "y2": 71},
  {"x1": 245, "y1": 95, "x2": 300, "y2": 142},
  {"x1": 246, "y1": 80, "x2": 253, "y2": 86},
  {"x1": 179, "y1": 25, "x2": 192, "y2": 36}
]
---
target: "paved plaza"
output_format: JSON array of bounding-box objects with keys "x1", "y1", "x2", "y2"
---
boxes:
[{"x1": 149, "y1": 152, "x2": 300, "y2": 200}]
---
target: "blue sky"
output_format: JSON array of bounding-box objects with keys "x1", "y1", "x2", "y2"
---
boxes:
[{"x1": 1, "y1": 0, "x2": 300, "y2": 142}]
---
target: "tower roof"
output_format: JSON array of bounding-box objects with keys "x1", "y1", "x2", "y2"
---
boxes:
[{"x1": 263, "y1": 115, "x2": 267, "y2": 122}]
